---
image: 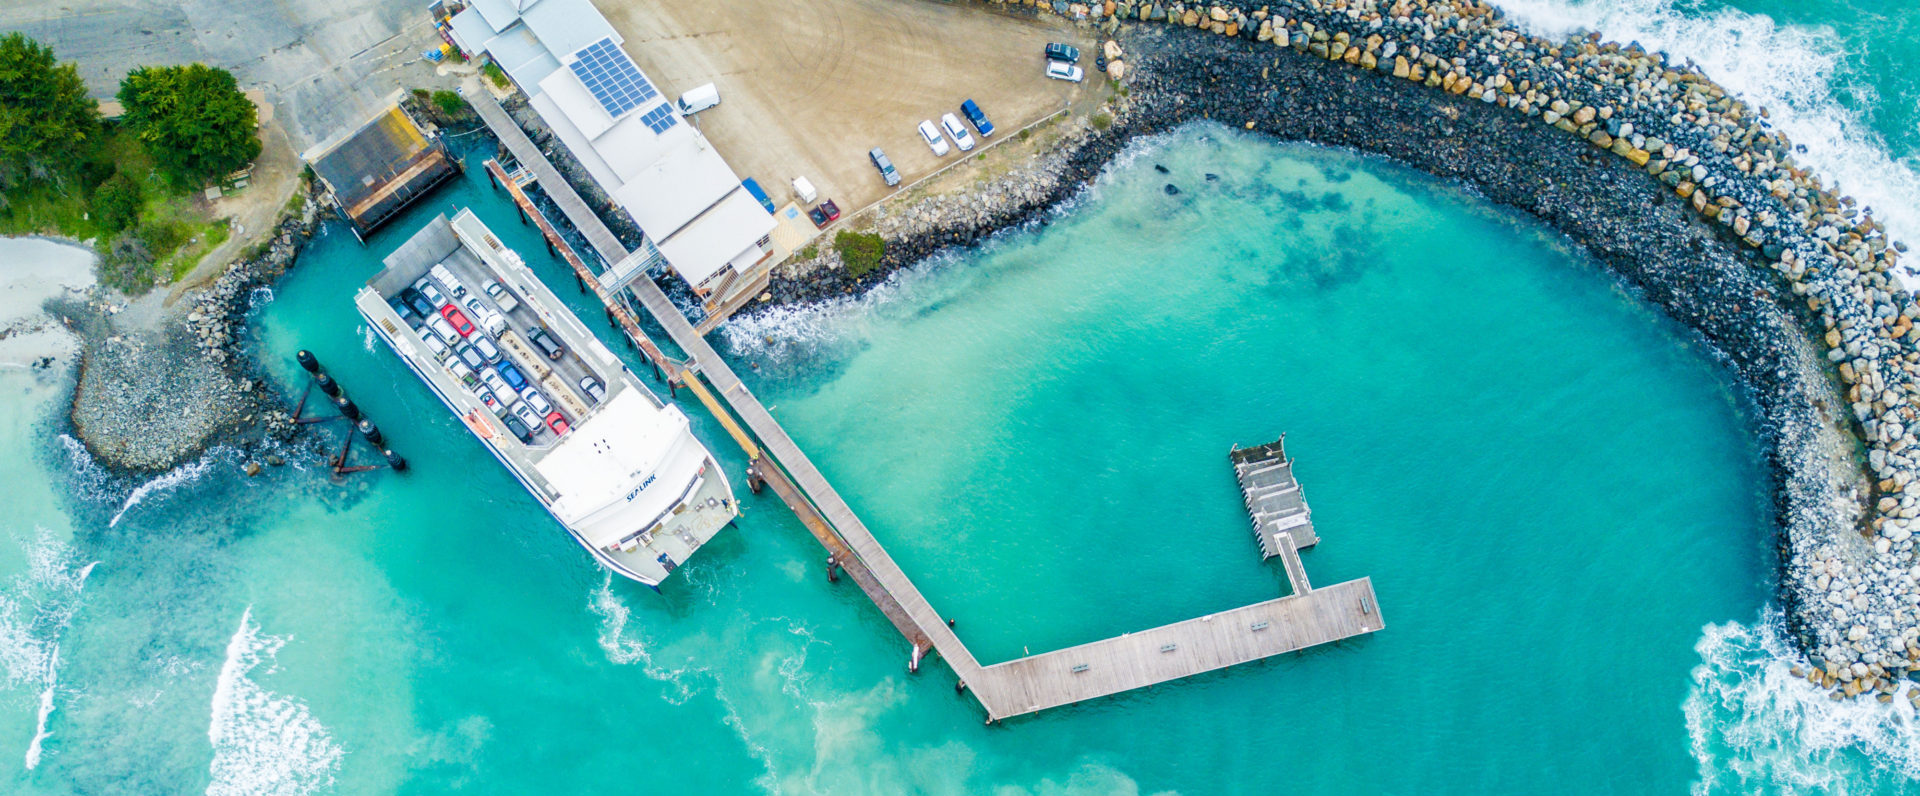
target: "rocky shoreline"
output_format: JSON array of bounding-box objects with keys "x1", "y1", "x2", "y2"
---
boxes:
[
  {"x1": 61, "y1": 185, "x2": 321, "y2": 473},
  {"x1": 762, "y1": 2, "x2": 1918, "y2": 702}
]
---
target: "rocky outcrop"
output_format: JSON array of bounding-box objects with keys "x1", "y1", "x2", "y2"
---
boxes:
[
  {"x1": 763, "y1": 0, "x2": 1918, "y2": 702},
  {"x1": 65, "y1": 184, "x2": 319, "y2": 471}
]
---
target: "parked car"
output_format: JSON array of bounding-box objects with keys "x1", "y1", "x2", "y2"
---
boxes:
[
  {"x1": 497, "y1": 361, "x2": 529, "y2": 392},
  {"x1": 427, "y1": 316, "x2": 459, "y2": 345},
  {"x1": 454, "y1": 342, "x2": 486, "y2": 370},
  {"x1": 1045, "y1": 42, "x2": 1081, "y2": 63},
  {"x1": 1045, "y1": 60, "x2": 1085, "y2": 83},
  {"x1": 502, "y1": 413, "x2": 534, "y2": 444},
  {"x1": 476, "y1": 387, "x2": 507, "y2": 417},
  {"x1": 481, "y1": 369, "x2": 512, "y2": 398},
  {"x1": 442, "y1": 354, "x2": 475, "y2": 385},
  {"x1": 483, "y1": 280, "x2": 520, "y2": 313},
  {"x1": 526, "y1": 327, "x2": 565, "y2": 360},
  {"x1": 471, "y1": 335, "x2": 502, "y2": 363},
  {"x1": 461, "y1": 296, "x2": 503, "y2": 334},
  {"x1": 509, "y1": 400, "x2": 543, "y2": 433},
  {"x1": 578, "y1": 375, "x2": 606, "y2": 404},
  {"x1": 417, "y1": 327, "x2": 449, "y2": 357},
  {"x1": 546, "y1": 412, "x2": 570, "y2": 435},
  {"x1": 415, "y1": 279, "x2": 451, "y2": 309},
  {"x1": 389, "y1": 298, "x2": 420, "y2": 327},
  {"x1": 869, "y1": 148, "x2": 900, "y2": 186},
  {"x1": 520, "y1": 387, "x2": 553, "y2": 416},
  {"x1": 960, "y1": 99, "x2": 994, "y2": 136},
  {"x1": 677, "y1": 82, "x2": 720, "y2": 115},
  {"x1": 399, "y1": 287, "x2": 436, "y2": 318},
  {"x1": 439, "y1": 305, "x2": 475, "y2": 337},
  {"x1": 807, "y1": 199, "x2": 841, "y2": 228},
  {"x1": 742, "y1": 178, "x2": 775, "y2": 213},
  {"x1": 917, "y1": 119, "x2": 950, "y2": 156},
  {"x1": 430, "y1": 264, "x2": 467, "y2": 297},
  {"x1": 940, "y1": 113, "x2": 975, "y2": 152}
]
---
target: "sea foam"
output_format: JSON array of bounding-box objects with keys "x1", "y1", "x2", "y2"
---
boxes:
[
  {"x1": 1497, "y1": 0, "x2": 1920, "y2": 255},
  {"x1": 0, "y1": 529, "x2": 97, "y2": 770},
  {"x1": 205, "y1": 607, "x2": 343, "y2": 796},
  {"x1": 1686, "y1": 609, "x2": 1920, "y2": 794}
]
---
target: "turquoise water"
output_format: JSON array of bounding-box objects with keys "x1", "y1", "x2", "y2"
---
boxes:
[{"x1": 9, "y1": 120, "x2": 1902, "y2": 793}]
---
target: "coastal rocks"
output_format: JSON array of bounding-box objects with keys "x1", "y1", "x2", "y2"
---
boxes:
[
  {"x1": 65, "y1": 181, "x2": 321, "y2": 472},
  {"x1": 792, "y1": 0, "x2": 1917, "y2": 699}
]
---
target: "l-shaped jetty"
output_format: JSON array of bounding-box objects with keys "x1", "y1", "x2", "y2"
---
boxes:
[{"x1": 474, "y1": 98, "x2": 1381, "y2": 720}]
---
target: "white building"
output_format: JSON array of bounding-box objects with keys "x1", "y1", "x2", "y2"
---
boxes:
[{"x1": 445, "y1": 0, "x2": 775, "y2": 298}]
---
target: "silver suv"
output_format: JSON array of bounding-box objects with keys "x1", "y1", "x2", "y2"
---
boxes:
[{"x1": 869, "y1": 148, "x2": 900, "y2": 187}]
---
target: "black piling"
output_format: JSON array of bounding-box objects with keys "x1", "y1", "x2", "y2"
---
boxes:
[{"x1": 296, "y1": 349, "x2": 320, "y2": 373}]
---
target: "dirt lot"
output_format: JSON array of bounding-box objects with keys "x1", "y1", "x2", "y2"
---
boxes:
[{"x1": 600, "y1": 0, "x2": 1100, "y2": 214}]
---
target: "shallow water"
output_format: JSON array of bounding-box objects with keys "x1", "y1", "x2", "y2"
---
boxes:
[{"x1": 2, "y1": 118, "x2": 1901, "y2": 793}]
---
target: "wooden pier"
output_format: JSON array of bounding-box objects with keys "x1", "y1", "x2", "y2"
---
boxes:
[
  {"x1": 471, "y1": 102, "x2": 1384, "y2": 721},
  {"x1": 1232, "y1": 437, "x2": 1320, "y2": 555}
]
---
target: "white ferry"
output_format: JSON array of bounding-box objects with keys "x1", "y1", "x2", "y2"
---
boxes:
[{"x1": 354, "y1": 208, "x2": 737, "y2": 587}]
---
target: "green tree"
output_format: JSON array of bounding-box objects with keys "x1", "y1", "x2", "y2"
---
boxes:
[
  {"x1": 0, "y1": 33, "x2": 101, "y2": 193},
  {"x1": 91, "y1": 172, "x2": 142, "y2": 231},
  {"x1": 117, "y1": 64, "x2": 259, "y2": 186}
]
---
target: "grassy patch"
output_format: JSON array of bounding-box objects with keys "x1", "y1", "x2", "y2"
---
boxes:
[
  {"x1": 482, "y1": 61, "x2": 511, "y2": 90},
  {"x1": 832, "y1": 230, "x2": 885, "y2": 278},
  {"x1": 431, "y1": 90, "x2": 467, "y2": 117},
  {"x1": 1091, "y1": 112, "x2": 1113, "y2": 131},
  {"x1": 798, "y1": 243, "x2": 818, "y2": 260}
]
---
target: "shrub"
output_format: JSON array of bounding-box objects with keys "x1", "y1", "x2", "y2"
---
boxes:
[
  {"x1": 833, "y1": 230, "x2": 885, "y2": 278},
  {"x1": 90, "y1": 172, "x2": 142, "y2": 231},
  {"x1": 1091, "y1": 112, "x2": 1112, "y2": 131},
  {"x1": 431, "y1": 90, "x2": 466, "y2": 117},
  {"x1": 481, "y1": 62, "x2": 511, "y2": 90},
  {"x1": 136, "y1": 215, "x2": 190, "y2": 256},
  {"x1": 97, "y1": 230, "x2": 155, "y2": 294}
]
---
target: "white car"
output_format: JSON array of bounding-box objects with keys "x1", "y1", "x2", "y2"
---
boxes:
[
  {"x1": 940, "y1": 113, "x2": 975, "y2": 152},
  {"x1": 480, "y1": 369, "x2": 511, "y2": 398},
  {"x1": 427, "y1": 316, "x2": 459, "y2": 345},
  {"x1": 508, "y1": 400, "x2": 542, "y2": 434},
  {"x1": 1045, "y1": 60, "x2": 1084, "y2": 83},
  {"x1": 473, "y1": 386, "x2": 507, "y2": 417},
  {"x1": 519, "y1": 386, "x2": 553, "y2": 416},
  {"x1": 483, "y1": 280, "x2": 520, "y2": 313},
  {"x1": 578, "y1": 375, "x2": 606, "y2": 404},
  {"x1": 415, "y1": 279, "x2": 450, "y2": 309},
  {"x1": 461, "y1": 296, "x2": 504, "y2": 334},
  {"x1": 471, "y1": 335, "x2": 502, "y2": 363},
  {"x1": 917, "y1": 119, "x2": 950, "y2": 156},
  {"x1": 416, "y1": 327, "x2": 448, "y2": 357}
]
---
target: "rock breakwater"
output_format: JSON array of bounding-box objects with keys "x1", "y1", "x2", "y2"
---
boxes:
[
  {"x1": 65, "y1": 186, "x2": 320, "y2": 472},
  {"x1": 766, "y1": 0, "x2": 1918, "y2": 701}
]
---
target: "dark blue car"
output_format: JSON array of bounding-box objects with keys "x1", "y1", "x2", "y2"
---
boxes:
[{"x1": 960, "y1": 99, "x2": 994, "y2": 137}]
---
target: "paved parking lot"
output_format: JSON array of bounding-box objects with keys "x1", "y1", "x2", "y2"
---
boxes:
[
  {"x1": 2, "y1": 0, "x2": 437, "y2": 149},
  {"x1": 599, "y1": 0, "x2": 1096, "y2": 215}
]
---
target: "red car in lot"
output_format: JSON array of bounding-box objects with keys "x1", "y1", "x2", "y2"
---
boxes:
[
  {"x1": 807, "y1": 199, "x2": 841, "y2": 228},
  {"x1": 439, "y1": 304, "x2": 475, "y2": 337},
  {"x1": 545, "y1": 411, "x2": 570, "y2": 435}
]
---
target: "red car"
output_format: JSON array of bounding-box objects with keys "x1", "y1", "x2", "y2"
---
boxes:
[
  {"x1": 545, "y1": 411, "x2": 570, "y2": 435},
  {"x1": 807, "y1": 199, "x2": 841, "y2": 228},
  {"x1": 439, "y1": 304, "x2": 475, "y2": 337}
]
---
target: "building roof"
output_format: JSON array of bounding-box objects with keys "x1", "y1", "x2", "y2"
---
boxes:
[
  {"x1": 468, "y1": 0, "x2": 520, "y2": 33},
  {"x1": 522, "y1": 0, "x2": 620, "y2": 69},
  {"x1": 652, "y1": 189, "x2": 773, "y2": 286}
]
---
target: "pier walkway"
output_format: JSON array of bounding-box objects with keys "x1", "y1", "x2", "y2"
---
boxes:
[{"x1": 472, "y1": 103, "x2": 1384, "y2": 720}]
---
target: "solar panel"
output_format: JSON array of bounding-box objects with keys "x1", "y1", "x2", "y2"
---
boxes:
[
  {"x1": 639, "y1": 103, "x2": 678, "y2": 134},
  {"x1": 567, "y1": 38, "x2": 657, "y2": 118}
]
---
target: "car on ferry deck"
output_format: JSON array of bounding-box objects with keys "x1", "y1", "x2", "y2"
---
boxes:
[
  {"x1": 415, "y1": 279, "x2": 450, "y2": 309},
  {"x1": 440, "y1": 305, "x2": 475, "y2": 337},
  {"x1": 545, "y1": 412, "x2": 569, "y2": 435},
  {"x1": 471, "y1": 335, "x2": 502, "y2": 363},
  {"x1": 527, "y1": 327, "x2": 565, "y2": 360},
  {"x1": 428, "y1": 316, "x2": 459, "y2": 346},
  {"x1": 578, "y1": 375, "x2": 606, "y2": 404}
]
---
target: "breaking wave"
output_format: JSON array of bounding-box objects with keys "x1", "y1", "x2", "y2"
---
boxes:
[
  {"x1": 107, "y1": 454, "x2": 219, "y2": 529},
  {"x1": 1497, "y1": 0, "x2": 1920, "y2": 255},
  {"x1": 0, "y1": 528, "x2": 97, "y2": 770},
  {"x1": 205, "y1": 606, "x2": 343, "y2": 796},
  {"x1": 1686, "y1": 609, "x2": 1920, "y2": 794}
]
